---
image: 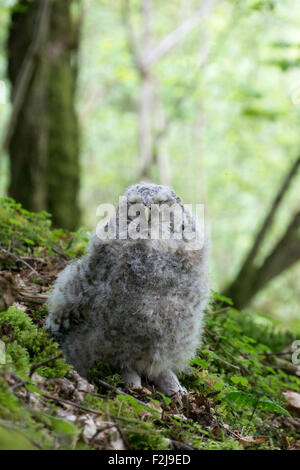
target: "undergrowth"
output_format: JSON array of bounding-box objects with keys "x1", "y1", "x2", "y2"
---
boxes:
[
  {"x1": 0, "y1": 198, "x2": 299, "y2": 450},
  {"x1": 0, "y1": 197, "x2": 88, "y2": 265}
]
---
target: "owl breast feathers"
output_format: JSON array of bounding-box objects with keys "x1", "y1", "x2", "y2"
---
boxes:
[{"x1": 46, "y1": 183, "x2": 209, "y2": 396}]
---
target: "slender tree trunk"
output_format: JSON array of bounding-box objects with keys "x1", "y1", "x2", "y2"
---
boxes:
[
  {"x1": 225, "y1": 211, "x2": 300, "y2": 309},
  {"x1": 225, "y1": 155, "x2": 300, "y2": 309},
  {"x1": 7, "y1": 0, "x2": 80, "y2": 230},
  {"x1": 139, "y1": 71, "x2": 154, "y2": 179},
  {"x1": 122, "y1": 0, "x2": 219, "y2": 182},
  {"x1": 153, "y1": 96, "x2": 171, "y2": 186},
  {"x1": 139, "y1": 0, "x2": 154, "y2": 180}
]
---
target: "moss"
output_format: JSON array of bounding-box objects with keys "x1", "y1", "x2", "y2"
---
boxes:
[
  {"x1": 127, "y1": 422, "x2": 169, "y2": 450},
  {"x1": 0, "y1": 425, "x2": 36, "y2": 450},
  {"x1": 46, "y1": 0, "x2": 80, "y2": 230},
  {"x1": 0, "y1": 377, "x2": 80, "y2": 450},
  {"x1": 0, "y1": 378, "x2": 23, "y2": 420},
  {"x1": 5, "y1": 343, "x2": 31, "y2": 371},
  {"x1": 89, "y1": 361, "x2": 123, "y2": 387},
  {"x1": 0, "y1": 307, "x2": 71, "y2": 378},
  {"x1": 194, "y1": 437, "x2": 244, "y2": 450},
  {"x1": 83, "y1": 393, "x2": 169, "y2": 450},
  {"x1": 0, "y1": 198, "x2": 88, "y2": 267}
]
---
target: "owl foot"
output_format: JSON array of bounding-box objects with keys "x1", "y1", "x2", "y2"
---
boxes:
[
  {"x1": 151, "y1": 370, "x2": 187, "y2": 397},
  {"x1": 123, "y1": 369, "x2": 142, "y2": 390}
]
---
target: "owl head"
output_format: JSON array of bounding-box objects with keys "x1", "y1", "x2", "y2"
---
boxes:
[
  {"x1": 95, "y1": 183, "x2": 202, "y2": 250},
  {"x1": 124, "y1": 183, "x2": 182, "y2": 207}
]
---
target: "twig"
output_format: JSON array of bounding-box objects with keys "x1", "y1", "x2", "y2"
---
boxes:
[
  {"x1": 112, "y1": 416, "x2": 131, "y2": 450},
  {"x1": 213, "y1": 353, "x2": 241, "y2": 371},
  {"x1": 263, "y1": 351, "x2": 292, "y2": 357},
  {"x1": 78, "y1": 390, "x2": 109, "y2": 400},
  {"x1": 7, "y1": 369, "x2": 146, "y2": 425},
  {"x1": 11, "y1": 379, "x2": 28, "y2": 391},
  {"x1": 207, "y1": 307, "x2": 230, "y2": 315},
  {"x1": 170, "y1": 439, "x2": 197, "y2": 451},
  {"x1": 96, "y1": 378, "x2": 150, "y2": 407},
  {"x1": 29, "y1": 353, "x2": 63, "y2": 378},
  {"x1": 89, "y1": 424, "x2": 117, "y2": 446},
  {"x1": 205, "y1": 327, "x2": 249, "y2": 373},
  {"x1": 0, "y1": 248, "x2": 40, "y2": 277},
  {"x1": 42, "y1": 393, "x2": 142, "y2": 424},
  {"x1": 10, "y1": 354, "x2": 63, "y2": 390},
  {"x1": 48, "y1": 245, "x2": 71, "y2": 261}
]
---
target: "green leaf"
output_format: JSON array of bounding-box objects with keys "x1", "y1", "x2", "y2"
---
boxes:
[
  {"x1": 224, "y1": 391, "x2": 255, "y2": 409},
  {"x1": 191, "y1": 356, "x2": 209, "y2": 369},
  {"x1": 230, "y1": 376, "x2": 249, "y2": 387},
  {"x1": 258, "y1": 398, "x2": 290, "y2": 416}
]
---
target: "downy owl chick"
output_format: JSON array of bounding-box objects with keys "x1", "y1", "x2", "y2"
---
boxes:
[{"x1": 46, "y1": 183, "x2": 209, "y2": 396}]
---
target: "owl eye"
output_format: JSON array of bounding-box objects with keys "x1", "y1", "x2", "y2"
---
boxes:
[
  {"x1": 154, "y1": 191, "x2": 169, "y2": 203},
  {"x1": 128, "y1": 193, "x2": 143, "y2": 203}
]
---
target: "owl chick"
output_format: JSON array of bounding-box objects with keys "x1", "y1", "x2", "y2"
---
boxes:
[{"x1": 46, "y1": 183, "x2": 209, "y2": 396}]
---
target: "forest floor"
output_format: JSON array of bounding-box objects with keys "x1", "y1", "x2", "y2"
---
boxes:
[{"x1": 0, "y1": 197, "x2": 300, "y2": 450}]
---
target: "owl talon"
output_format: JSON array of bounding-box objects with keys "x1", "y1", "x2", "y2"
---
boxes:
[
  {"x1": 123, "y1": 370, "x2": 142, "y2": 390},
  {"x1": 151, "y1": 370, "x2": 186, "y2": 397}
]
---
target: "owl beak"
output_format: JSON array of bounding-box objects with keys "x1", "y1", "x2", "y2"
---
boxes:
[{"x1": 144, "y1": 206, "x2": 150, "y2": 222}]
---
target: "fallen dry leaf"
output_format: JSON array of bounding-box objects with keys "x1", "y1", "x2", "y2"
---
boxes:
[{"x1": 238, "y1": 435, "x2": 268, "y2": 448}]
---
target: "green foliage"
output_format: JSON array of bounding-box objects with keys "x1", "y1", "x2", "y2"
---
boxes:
[
  {"x1": 0, "y1": 378, "x2": 23, "y2": 421},
  {"x1": 0, "y1": 375, "x2": 81, "y2": 449},
  {"x1": 0, "y1": 197, "x2": 57, "y2": 255},
  {"x1": 0, "y1": 296, "x2": 298, "y2": 450},
  {"x1": 0, "y1": 425, "x2": 36, "y2": 450},
  {"x1": 181, "y1": 298, "x2": 300, "y2": 437},
  {"x1": 0, "y1": 197, "x2": 89, "y2": 265},
  {"x1": 224, "y1": 390, "x2": 289, "y2": 416},
  {"x1": 80, "y1": 294, "x2": 299, "y2": 450},
  {"x1": 0, "y1": 307, "x2": 70, "y2": 378},
  {"x1": 0, "y1": 202, "x2": 298, "y2": 449},
  {"x1": 127, "y1": 422, "x2": 169, "y2": 451},
  {"x1": 82, "y1": 393, "x2": 169, "y2": 450},
  {"x1": 89, "y1": 361, "x2": 122, "y2": 387}
]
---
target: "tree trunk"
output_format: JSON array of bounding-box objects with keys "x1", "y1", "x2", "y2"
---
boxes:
[
  {"x1": 7, "y1": 0, "x2": 49, "y2": 213},
  {"x1": 224, "y1": 155, "x2": 300, "y2": 309},
  {"x1": 46, "y1": 0, "x2": 81, "y2": 229},
  {"x1": 225, "y1": 211, "x2": 300, "y2": 309},
  {"x1": 7, "y1": 0, "x2": 80, "y2": 230}
]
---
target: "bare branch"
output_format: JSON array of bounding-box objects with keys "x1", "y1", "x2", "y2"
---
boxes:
[
  {"x1": 121, "y1": 0, "x2": 144, "y2": 72},
  {"x1": 147, "y1": 0, "x2": 219, "y2": 68}
]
